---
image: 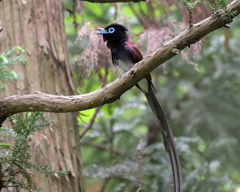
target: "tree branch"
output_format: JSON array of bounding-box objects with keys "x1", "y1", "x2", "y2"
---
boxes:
[
  {"x1": 79, "y1": 106, "x2": 102, "y2": 139},
  {"x1": 81, "y1": 140, "x2": 125, "y2": 155},
  {"x1": 0, "y1": 0, "x2": 239, "y2": 125}
]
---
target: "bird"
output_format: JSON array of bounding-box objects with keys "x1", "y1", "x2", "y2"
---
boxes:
[{"x1": 97, "y1": 23, "x2": 182, "y2": 192}]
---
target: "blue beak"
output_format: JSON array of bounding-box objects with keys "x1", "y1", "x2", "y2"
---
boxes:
[{"x1": 97, "y1": 28, "x2": 109, "y2": 35}]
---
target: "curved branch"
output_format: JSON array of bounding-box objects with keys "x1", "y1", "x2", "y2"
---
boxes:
[{"x1": 0, "y1": 0, "x2": 239, "y2": 125}]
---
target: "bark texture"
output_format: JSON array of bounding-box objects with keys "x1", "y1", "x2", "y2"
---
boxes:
[{"x1": 0, "y1": 0, "x2": 83, "y2": 191}]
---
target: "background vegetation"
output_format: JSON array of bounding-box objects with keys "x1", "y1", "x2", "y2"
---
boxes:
[
  {"x1": 63, "y1": 1, "x2": 240, "y2": 191},
  {"x1": 1, "y1": 0, "x2": 240, "y2": 191}
]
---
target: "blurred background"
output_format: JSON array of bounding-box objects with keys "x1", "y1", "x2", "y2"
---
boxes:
[
  {"x1": 63, "y1": 1, "x2": 240, "y2": 192},
  {"x1": 1, "y1": 0, "x2": 240, "y2": 191}
]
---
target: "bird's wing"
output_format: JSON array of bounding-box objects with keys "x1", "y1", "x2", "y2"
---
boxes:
[
  {"x1": 124, "y1": 41, "x2": 155, "y2": 92},
  {"x1": 125, "y1": 41, "x2": 182, "y2": 192},
  {"x1": 124, "y1": 41, "x2": 143, "y2": 62}
]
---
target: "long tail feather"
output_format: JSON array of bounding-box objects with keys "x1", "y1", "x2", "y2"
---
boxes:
[{"x1": 144, "y1": 86, "x2": 182, "y2": 192}]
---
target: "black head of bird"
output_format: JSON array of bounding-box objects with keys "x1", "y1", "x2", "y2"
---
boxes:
[{"x1": 97, "y1": 24, "x2": 129, "y2": 49}]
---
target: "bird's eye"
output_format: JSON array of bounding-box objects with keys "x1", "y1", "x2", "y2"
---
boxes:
[{"x1": 108, "y1": 27, "x2": 115, "y2": 33}]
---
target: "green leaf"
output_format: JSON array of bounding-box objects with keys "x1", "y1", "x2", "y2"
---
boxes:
[
  {"x1": 11, "y1": 70, "x2": 18, "y2": 78},
  {"x1": 0, "y1": 142, "x2": 11, "y2": 147},
  {"x1": 15, "y1": 46, "x2": 25, "y2": 53},
  {"x1": 0, "y1": 55, "x2": 8, "y2": 63}
]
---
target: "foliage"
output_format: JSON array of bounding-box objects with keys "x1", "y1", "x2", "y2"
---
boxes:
[
  {"x1": 177, "y1": 0, "x2": 238, "y2": 26},
  {"x1": 62, "y1": 1, "x2": 240, "y2": 192},
  {"x1": 0, "y1": 112, "x2": 67, "y2": 192},
  {"x1": 0, "y1": 46, "x2": 27, "y2": 90},
  {"x1": 199, "y1": 0, "x2": 239, "y2": 18}
]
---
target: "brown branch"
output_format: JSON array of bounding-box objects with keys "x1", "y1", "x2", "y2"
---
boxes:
[
  {"x1": 81, "y1": 140, "x2": 125, "y2": 155},
  {"x1": 79, "y1": 106, "x2": 102, "y2": 139},
  {"x1": 0, "y1": 0, "x2": 240, "y2": 125},
  {"x1": 3, "y1": 184, "x2": 19, "y2": 188}
]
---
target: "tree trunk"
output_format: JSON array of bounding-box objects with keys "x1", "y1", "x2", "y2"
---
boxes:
[{"x1": 0, "y1": 0, "x2": 83, "y2": 191}]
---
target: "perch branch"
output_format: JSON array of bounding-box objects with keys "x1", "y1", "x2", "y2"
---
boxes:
[{"x1": 0, "y1": 0, "x2": 239, "y2": 125}]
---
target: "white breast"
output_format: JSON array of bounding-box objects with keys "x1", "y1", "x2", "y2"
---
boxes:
[
  {"x1": 114, "y1": 59, "x2": 149, "y2": 93},
  {"x1": 114, "y1": 59, "x2": 133, "y2": 74}
]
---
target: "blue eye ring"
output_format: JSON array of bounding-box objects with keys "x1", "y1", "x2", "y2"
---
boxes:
[{"x1": 108, "y1": 27, "x2": 115, "y2": 33}]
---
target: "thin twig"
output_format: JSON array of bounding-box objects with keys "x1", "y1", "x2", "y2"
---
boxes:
[
  {"x1": 100, "y1": 177, "x2": 111, "y2": 192},
  {"x1": 136, "y1": 139, "x2": 142, "y2": 192},
  {"x1": 3, "y1": 184, "x2": 19, "y2": 188},
  {"x1": 79, "y1": 106, "x2": 102, "y2": 139},
  {"x1": 81, "y1": 140, "x2": 125, "y2": 155},
  {"x1": 113, "y1": 4, "x2": 118, "y2": 21}
]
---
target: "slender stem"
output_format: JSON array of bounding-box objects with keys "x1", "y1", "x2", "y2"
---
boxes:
[
  {"x1": 136, "y1": 139, "x2": 142, "y2": 192},
  {"x1": 79, "y1": 106, "x2": 102, "y2": 139}
]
